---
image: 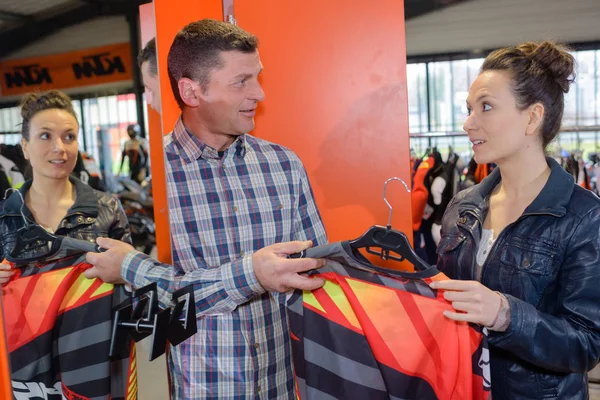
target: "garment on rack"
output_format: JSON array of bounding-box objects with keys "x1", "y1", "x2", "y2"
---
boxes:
[
  {"x1": 2, "y1": 251, "x2": 138, "y2": 400},
  {"x1": 411, "y1": 156, "x2": 434, "y2": 231},
  {"x1": 72, "y1": 151, "x2": 105, "y2": 191},
  {"x1": 0, "y1": 154, "x2": 25, "y2": 189},
  {"x1": 565, "y1": 154, "x2": 592, "y2": 191},
  {"x1": 0, "y1": 144, "x2": 29, "y2": 180},
  {"x1": 0, "y1": 163, "x2": 11, "y2": 200},
  {"x1": 122, "y1": 138, "x2": 149, "y2": 184},
  {"x1": 287, "y1": 242, "x2": 491, "y2": 400}
]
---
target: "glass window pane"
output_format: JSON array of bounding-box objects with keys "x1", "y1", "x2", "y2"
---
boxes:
[
  {"x1": 407, "y1": 63, "x2": 428, "y2": 133},
  {"x1": 429, "y1": 61, "x2": 452, "y2": 132},
  {"x1": 575, "y1": 50, "x2": 596, "y2": 126},
  {"x1": 452, "y1": 60, "x2": 469, "y2": 131}
]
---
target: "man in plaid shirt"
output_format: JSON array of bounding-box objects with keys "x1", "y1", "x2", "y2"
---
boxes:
[{"x1": 86, "y1": 19, "x2": 328, "y2": 399}]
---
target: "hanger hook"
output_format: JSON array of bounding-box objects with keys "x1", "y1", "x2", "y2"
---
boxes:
[
  {"x1": 382, "y1": 177, "x2": 411, "y2": 230},
  {"x1": 5, "y1": 188, "x2": 29, "y2": 227}
]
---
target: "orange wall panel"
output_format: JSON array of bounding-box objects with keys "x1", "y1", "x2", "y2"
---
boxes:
[
  {"x1": 0, "y1": 295, "x2": 10, "y2": 400},
  {"x1": 151, "y1": 0, "x2": 224, "y2": 262},
  {"x1": 153, "y1": 0, "x2": 224, "y2": 133},
  {"x1": 140, "y1": 3, "x2": 172, "y2": 263},
  {"x1": 236, "y1": 1, "x2": 413, "y2": 268}
]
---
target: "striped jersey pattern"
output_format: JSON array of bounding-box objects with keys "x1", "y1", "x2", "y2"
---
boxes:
[
  {"x1": 288, "y1": 242, "x2": 491, "y2": 400},
  {"x1": 3, "y1": 253, "x2": 137, "y2": 400}
]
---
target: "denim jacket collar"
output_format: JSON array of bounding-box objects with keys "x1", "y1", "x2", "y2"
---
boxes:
[{"x1": 458, "y1": 157, "x2": 574, "y2": 219}]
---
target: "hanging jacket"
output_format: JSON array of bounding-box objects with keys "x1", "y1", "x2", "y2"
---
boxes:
[
  {"x1": 0, "y1": 154, "x2": 25, "y2": 189},
  {"x1": 0, "y1": 176, "x2": 135, "y2": 399},
  {"x1": 411, "y1": 156, "x2": 434, "y2": 231},
  {"x1": 288, "y1": 242, "x2": 491, "y2": 400}
]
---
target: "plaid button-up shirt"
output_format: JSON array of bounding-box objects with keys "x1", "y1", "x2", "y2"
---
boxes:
[{"x1": 121, "y1": 118, "x2": 327, "y2": 399}]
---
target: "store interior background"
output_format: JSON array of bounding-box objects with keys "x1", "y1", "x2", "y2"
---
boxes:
[{"x1": 0, "y1": 0, "x2": 599, "y2": 398}]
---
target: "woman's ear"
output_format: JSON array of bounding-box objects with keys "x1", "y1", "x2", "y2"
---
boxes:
[
  {"x1": 21, "y1": 138, "x2": 29, "y2": 160},
  {"x1": 526, "y1": 103, "x2": 545, "y2": 137}
]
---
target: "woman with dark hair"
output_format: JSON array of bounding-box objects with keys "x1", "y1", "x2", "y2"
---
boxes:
[
  {"x1": 0, "y1": 90, "x2": 130, "y2": 271},
  {"x1": 434, "y1": 41, "x2": 600, "y2": 399},
  {"x1": 0, "y1": 90, "x2": 135, "y2": 398}
]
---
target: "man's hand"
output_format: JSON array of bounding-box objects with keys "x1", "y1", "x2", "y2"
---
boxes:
[
  {"x1": 430, "y1": 279, "x2": 502, "y2": 327},
  {"x1": 84, "y1": 237, "x2": 135, "y2": 284},
  {"x1": 0, "y1": 263, "x2": 14, "y2": 285},
  {"x1": 253, "y1": 240, "x2": 326, "y2": 293}
]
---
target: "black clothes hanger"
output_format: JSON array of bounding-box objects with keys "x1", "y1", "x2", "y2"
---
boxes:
[
  {"x1": 6, "y1": 189, "x2": 104, "y2": 263},
  {"x1": 348, "y1": 177, "x2": 430, "y2": 271}
]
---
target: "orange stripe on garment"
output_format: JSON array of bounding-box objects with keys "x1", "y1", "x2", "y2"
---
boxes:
[
  {"x1": 339, "y1": 275, "x2": 456, "y2": 399},
  {"x1": 127, "y1": 342, "x2": 138, "y2": 399},
  {"x1": 90, "y1": 282, "x2": 114, "y2": 298},
  {"x1": 4, "y1": 267, "x2": 76, "y2": 351},
  {"x1": 309, "y1": 277, "x2": 363, "y2": 335},
  {"x1": 320, "y1": 278, "x2": 361, "y2": 330},
  {"x1": 62, "y1": 272, "x2": 96, "y2": 309},
  {"x1": 0, "y1": 293, "x2": 12, "y2": 400}
]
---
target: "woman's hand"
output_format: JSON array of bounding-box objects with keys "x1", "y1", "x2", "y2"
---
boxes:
[
  {"x1": 0, "y1": 263, "x2": 15, "y2": 285},
  {"x1": 430, "y1": 279, "x2": 502, "y2": 327}
]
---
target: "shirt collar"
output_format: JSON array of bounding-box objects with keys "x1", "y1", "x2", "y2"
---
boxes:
[
  {"x1": 173, "y1": 116, "x2": 248, "y2": 163},
  {"x1": 458, "y1": 156, "x2": 574, "y2": 217}
]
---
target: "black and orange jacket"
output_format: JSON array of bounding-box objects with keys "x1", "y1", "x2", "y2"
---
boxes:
[
  {"x1": 3, "y1": 254, "x2": 137, "y2": 399},
  {"x1": 288, "y1": 242, "x2": 491, "y2": 399},
  {"x1": 0, "y1": 177, "x2": 136, "y2": 399},
  {"x1": 411, "y1": 156, "x2": 434, "y2": 231}
]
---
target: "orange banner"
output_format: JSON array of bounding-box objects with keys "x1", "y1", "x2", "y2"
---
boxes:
[{"x1": 0, "y1": 43, "x2": 133, "y2": 97}]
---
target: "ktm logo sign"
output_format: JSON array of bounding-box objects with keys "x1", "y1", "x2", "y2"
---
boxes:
[
  {"x1": 4, "y1": 64, "x2": 52, "y2": 88},
  {"x1": 72, "y1": 52, "x2": 126, "y2": 79}
]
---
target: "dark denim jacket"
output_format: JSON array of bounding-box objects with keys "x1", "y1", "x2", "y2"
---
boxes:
[
  {"x1": 437, "y1": 157, "x2": 600, "y2": 400},
  {"x1": 0, "y1": 177, "x2": 131, "y2": 261}
]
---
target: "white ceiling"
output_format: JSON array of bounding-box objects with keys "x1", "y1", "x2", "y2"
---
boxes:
[{"x1": 406, "y1": 0, "x2": 600, "y2": 56}]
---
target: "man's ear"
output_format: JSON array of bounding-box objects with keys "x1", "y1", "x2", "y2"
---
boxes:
[
  {"x1": 178, "y1": 78, "x2": 201, "y2": 107},
  {"x1": 525, "y1": 102, "x2": 545, "y2": 137}
]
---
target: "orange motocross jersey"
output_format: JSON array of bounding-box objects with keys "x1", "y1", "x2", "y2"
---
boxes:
[
  {"x1": 2, "y1": 252, "x2": 137, "y2": 400},
  {"x1": 287, "y1": 242, "x2": 491, "y2": 400}
]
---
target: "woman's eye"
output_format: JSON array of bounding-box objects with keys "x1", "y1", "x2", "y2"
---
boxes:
[{"x1": 483, "y1": 103, "x2": 492, "y2": 112}]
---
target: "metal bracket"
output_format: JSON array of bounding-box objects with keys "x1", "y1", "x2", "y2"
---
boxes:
[{"x1": 109, "y1": 283, "x2": 197, "y2": 361}]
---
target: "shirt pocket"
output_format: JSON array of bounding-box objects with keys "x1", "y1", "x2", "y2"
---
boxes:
[
  {"x1": 499, "y1": 236, "x2": 559, "y2": 305},
  {"x1": 268, "y1": 193, "x2": 294, "y2": 242},
  {"x1": 500, "y1": 236, "x2": 557, "y2": 276},
  {"x1": 436, "y1": 234, "x2": 466, "y2": 273},
  {"x1": 436, "y1": 234, "x2": 466, "y2": 256}
]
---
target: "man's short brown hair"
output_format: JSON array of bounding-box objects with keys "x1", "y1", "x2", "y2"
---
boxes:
[{"x1": 167, "y1": 19, "x2": 258, "y2": 109}]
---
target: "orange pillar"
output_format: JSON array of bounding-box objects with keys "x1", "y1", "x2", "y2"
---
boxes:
[
  {"x1": 236, "y1": 0, "x2": 412, "y2": 268},
  {"x1": 0, "y1": 295, "x2": 11, "y2": 400},
  {"x1": 151, "y1": 0, "x2": 412, "y2": 269},
  {"x1": 150, "y1": 0, "x2": 223, "y2": 262},
  {"x1": 139, "y1": 3, "x2": 172, "y2": 263}
]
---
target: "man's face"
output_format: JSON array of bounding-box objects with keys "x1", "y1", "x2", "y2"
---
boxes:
[
  {"x1": 141, "y1": 61, "x2": 161, "y2": 113},
  {"x1": 196, "y1": 50, "x2": 265, "y2": 137}
]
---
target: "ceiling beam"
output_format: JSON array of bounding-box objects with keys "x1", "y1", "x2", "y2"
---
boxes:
[
  {"x1": 0, "y1": 10, "x2": 32, "y2": 22},
  {"x1": 404, "y1": 0, "x2": 472, "y2": 20},
  {"x1": 0, "y1": 0, "x2": 150, "y2": 59}
]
